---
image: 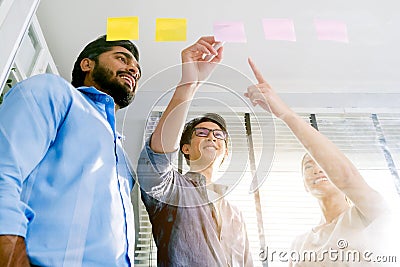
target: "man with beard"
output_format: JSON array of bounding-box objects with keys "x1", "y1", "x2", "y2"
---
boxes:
[{"x1": 0, "y1": 35, "x2": 140, "y2": 266}]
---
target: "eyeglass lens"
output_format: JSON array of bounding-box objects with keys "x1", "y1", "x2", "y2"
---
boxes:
[{"x1": 194, "y1": 128, "x2": 226, "y2": 140}]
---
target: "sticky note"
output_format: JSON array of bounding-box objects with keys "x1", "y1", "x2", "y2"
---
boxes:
[
  {"x1": 314, "y1": 19, "x2": 348, "y2": 43},
  {"x1": 106, "y1": 16, "x2": 139, "y2": 41},
  {"x1": 262, "y1": 18, "x2": 296, "y2": 41},
  {"x1": 155, "y1": 18, "x2": 187, "y2": 41},
  {"x1": 213, "y1": 21, "x2": 247, "y2": 43}
]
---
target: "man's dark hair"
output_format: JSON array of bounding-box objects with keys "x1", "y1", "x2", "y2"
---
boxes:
[
  {"x1": 180, "y1": 113, "x2": 228, "y2": 160},
  {"x1": 71, "y1": 35, "x2": 140, "y2": 88}
]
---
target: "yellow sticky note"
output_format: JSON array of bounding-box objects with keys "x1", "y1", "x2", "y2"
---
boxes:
[
  {"x1": 106, "y1": 16, "x2": 139, "y2": 41},
  {"x1": 155, "y1": 18, "x2": 187, "y2": 42}
]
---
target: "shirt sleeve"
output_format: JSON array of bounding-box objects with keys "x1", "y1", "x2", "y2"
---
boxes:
[
  {"x1": 136, "y1": 139, "x2": 180, "y2": 218},
  {"x1": 0, "y1": 74, "x2": 72, "y2": 237},
  {"x1": 136, "y1": 138, "x2": 178, "y2": 193}
]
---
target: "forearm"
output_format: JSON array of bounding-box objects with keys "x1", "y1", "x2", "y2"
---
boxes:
[
  {"x1": 151, "y1": 83, "x2": 198, "y2": 153},
  {"x1": 246, "y1": 57, "x2": 358, "y2": 183},
  {"x1": 246, "y1": 58, "x2": 380, "y2": 215},
  {"x1": 282, "y1": 111, "x2": 361, "y2": 188},
  {"x1": 0, "y1": 235, "x2": 30, "y2": 267}
]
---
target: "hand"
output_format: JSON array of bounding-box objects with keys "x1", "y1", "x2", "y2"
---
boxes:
[
  {"x1": 245, "y1": 57, "x2": 292, "y2": 119},
  {"x1": 179, "y1": 36, "x2": 223, "y2": 88}
]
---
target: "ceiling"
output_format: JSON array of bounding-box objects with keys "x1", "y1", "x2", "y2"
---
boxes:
[
  {"x1": 36, "y1": 0, "x2": 400, "y2": 95},
  {"x1": 35, "y1": 0, "x2": 400, "y2": 165}
]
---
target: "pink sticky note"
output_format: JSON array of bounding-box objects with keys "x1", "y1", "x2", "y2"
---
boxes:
[
  {"x1": 314, "y1": 19, "x2": 348, "y2": 43},
  {"x1": 213, "y1": 21, "x2": 247, "y2": 43},
  {"x1": 262, "y1": 18, "x2": 296, "y2": 41}
]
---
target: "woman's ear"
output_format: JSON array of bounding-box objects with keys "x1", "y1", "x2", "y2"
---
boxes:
[
  {"x1": 303, "y1": 178, "x2": 310, "y2": 193},
  {"x1": 80, "y1": 58, "x2": 94, "y2": 72}
]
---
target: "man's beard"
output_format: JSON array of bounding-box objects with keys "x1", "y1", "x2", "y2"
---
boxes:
[{"x1": 91, "y1": 64, "x2": 135, "y2": 109}]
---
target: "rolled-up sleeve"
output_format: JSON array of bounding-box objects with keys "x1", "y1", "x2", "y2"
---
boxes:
[
  {"x1": 136, "y1": 139, "x2": 182, "y2": 219},
  {"x1": 0, "y1": 74, "x2": 70, "y2": 237},
  {"x1": 136, "y1": 139, "x2": 177, "y2": 193}
]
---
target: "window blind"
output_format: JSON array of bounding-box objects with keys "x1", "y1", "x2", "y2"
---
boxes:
[{"x1": 134, "y1": 111, "x2": 400, "y2": 267}]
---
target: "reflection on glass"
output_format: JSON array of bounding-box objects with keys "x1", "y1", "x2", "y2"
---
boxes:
[{"x1": 15, "y1": 26, "x2": 42, "y2": 76}]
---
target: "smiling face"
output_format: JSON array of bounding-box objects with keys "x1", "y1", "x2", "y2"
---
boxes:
[
  {"x1": 182, "y1": 121, "x2": 228, "y2": 170},
  {"x1": 82, "y1": 46, "x2": 141, "y2": 109},
  {"x1": 302, "y1": 154, "x2": 337, "y2": 196}
]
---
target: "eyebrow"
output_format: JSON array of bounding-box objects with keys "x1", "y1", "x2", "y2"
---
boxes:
[{"x1": 113, "y1": 51, "x2": 142, "y2": 74}]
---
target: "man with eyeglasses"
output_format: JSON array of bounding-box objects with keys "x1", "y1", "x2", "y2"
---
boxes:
[{"x1": 137, "y1": 36, "x2": 253, "y2": 266}]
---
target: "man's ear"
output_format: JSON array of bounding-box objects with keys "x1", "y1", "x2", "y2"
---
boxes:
[
  {"x1": 181, "y1": 144, "x2": 190, "y2": 157},
  {"x1": 80, "y1": 58, "x2": 94, "y2": 72}
]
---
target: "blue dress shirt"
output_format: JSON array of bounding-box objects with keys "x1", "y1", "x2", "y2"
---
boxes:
[{"x1": 0, "y1": 74, "x2": 135, "y2": 266}]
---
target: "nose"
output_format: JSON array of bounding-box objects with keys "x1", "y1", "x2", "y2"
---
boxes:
[
  {"x1": 206, "y1": 131, "x2": 216, "y2": 141},
  {"x1": 127, "y1": 64, "x2": 140, "y2": 80},
  {"x1": 313, "y1": 165, "x2": 323, "y2": 174}
]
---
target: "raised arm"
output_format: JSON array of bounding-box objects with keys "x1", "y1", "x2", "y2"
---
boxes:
[
  {"x1": 244, "y1": 58, "x2": 383, "y2": 220},
  {"x1": 150, "y1": 36, "x2": 223, "y2": 153}
]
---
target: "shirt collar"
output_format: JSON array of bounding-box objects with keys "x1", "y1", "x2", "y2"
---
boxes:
[
  {"x1": 185, "y1": 172, "x2": 229, "y2": 196},
  {"x1": 77, "y1": 86, "x2": 106, "y2": 95},
  {"x1": 77, "y1": 86, "x2": 114, "y2": 103}
]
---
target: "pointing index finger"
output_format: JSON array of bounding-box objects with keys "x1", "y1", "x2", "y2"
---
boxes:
[{"x1": 248, "y1": 57, "x2": 266, "y2": 84}]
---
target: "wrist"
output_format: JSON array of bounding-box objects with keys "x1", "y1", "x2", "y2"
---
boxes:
[
  {"x1": 0, "y1": 235, "x2": 30, "y2": 267},
  {"x1": 177, "y1": 81, "x2": 199, "y2": 91},
  {"x1": 172, "y1": 83, "x2": 197, "y2": 101}
]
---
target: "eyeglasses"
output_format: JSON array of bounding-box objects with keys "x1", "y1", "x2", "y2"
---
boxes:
[{"x1": 193, "y1": 127, "x2": 227, "y2": 140}]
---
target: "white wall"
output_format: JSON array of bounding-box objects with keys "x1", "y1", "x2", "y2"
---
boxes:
[{"x1": 0, "y1": 0, "x2": 40, "y2": 90}]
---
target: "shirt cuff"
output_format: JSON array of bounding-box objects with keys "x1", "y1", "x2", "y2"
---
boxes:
[{"x1": 0, "y1": 201, "x2": 34, "y2": 237}]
